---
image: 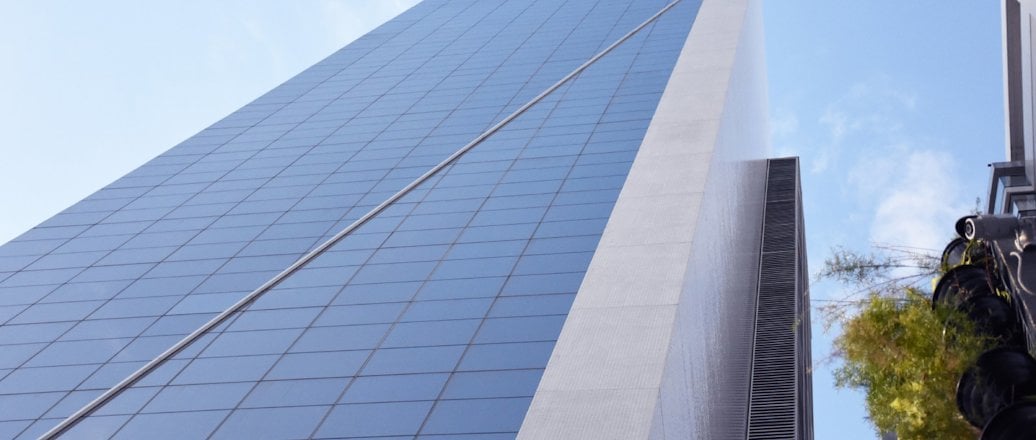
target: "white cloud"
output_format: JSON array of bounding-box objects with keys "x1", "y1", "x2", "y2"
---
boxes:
[
  {"x1": 810, "y1": 147, "x2": 832, "y2": 174},
  {"x1": 809, "y1": 75, "x2": 919, "y2": 175},
  {"x1": 771, "y1": 107, "x2": 800, "y2": 138},
  {"x1": 806, "y1": 76, "x2": 979, "y2": 291},
  {"x1": 893, "y1": 89, "x2": 918, "y2": 111},
  {"x1": 845, "y1": 140, "x2": 909, "y2": 200},
  {"x1": 822, "y1": 78, "x2": 966, "y2": 253},
  {"x1": 819, "y1": 107, "x2": 849, "y2": 143},
  {"x1": 868, "y1": 149, "x2": 968, "y2": 252}
]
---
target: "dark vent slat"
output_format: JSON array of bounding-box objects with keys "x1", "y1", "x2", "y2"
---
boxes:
[{"x1": 747, "y1": 158, "x2": 814, "y2": 440}]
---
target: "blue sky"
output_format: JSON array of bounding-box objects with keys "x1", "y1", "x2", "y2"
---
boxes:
[
  {"x1": 766, "y1": 1, "x2": 1004, "y2": 438},
  {"x1": 0, "y1": 1, "x2": 1007, "y2": 439},
  {"x1": 0, "y1": 0, "x2": 419, "y2": 246}
]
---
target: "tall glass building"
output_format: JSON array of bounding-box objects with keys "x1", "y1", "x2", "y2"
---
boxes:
[{"x1": 0, "y1": 0, "x2": 810, "y2": 438}]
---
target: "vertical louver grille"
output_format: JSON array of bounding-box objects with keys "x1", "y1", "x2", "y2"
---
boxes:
[{"x1": 746, "y1": 158, "x2": 813, "y2": 440}]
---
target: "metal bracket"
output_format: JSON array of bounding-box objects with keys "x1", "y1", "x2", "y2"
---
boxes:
[{"x1": 963, "y1": 214, "x2": 1036, "y2": 353}]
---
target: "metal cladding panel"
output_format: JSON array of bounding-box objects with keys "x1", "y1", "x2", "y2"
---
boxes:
[{"x1": 1010, "y1": 0, "x2": 1036, "y2": 184}]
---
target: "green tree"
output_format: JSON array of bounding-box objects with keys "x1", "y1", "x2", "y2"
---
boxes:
[
  {"x1": 821, "y1": 245, "x2": 992, "y2": 439},
  {"x1": 834, "y1": 290, "x2": 988, "y2": 438}
]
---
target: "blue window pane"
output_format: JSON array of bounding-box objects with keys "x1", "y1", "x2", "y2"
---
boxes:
[
  {"x1": 60, "y1": 415, "x2": 130, "y2": 439},
  {"x1": 342, "y1": 373, "x2": 449, "y2": 403},
  {"x1": 266, "y1": 350, "x2": 369, "y2": 380},
  {"x1": 474, "y1": 316, "x2": 566, "y2": 344},
  {"x1": 316, "y1": 401, "x2": 433, "y2": 438},
  {"x1": 171, "y1": 355, "x2": 279, "y2": 385},
  {"x1": 532, "y1": 218, "x2": 608, "y2": 239},
  {"x1": 113, "y1": 410, "x2": 228, "y2": 440},
  {"x1": 2, "y1": 269, "x2": 78, "y2": 287},
  {"x1": 489, "y1": 294, "x2": 575, "y2": 318},
  {"x1": 513, "y1": 252, "x2": 594, "y2": 275},
  {"x1": 314, "y1": 303, "x2": 407, "y2": 326},
  {"x1": 333, "y1": 281, "x2": 422, "y2": 305},
  {"x1": 94, "y1": 387, "x2": 160, "y2": 416},
  {"x1": 168, "y1": 292, "x2": 246, "y2": 314},
  {"x1": 351, "y1": 261, "x2": 438, "y2": 284},
  {"x1": 211, "y1": 406, "x2": 329, "y2": 440},
  {"x1": 0, "y1": 285, "x2": 54, "y2": 307},
  {"x1": 226, "y1": 307, "x2": 321, "y2": 331},
  {"x1": 369, "y1": 244, "x2": 450, "y2": 264},
  {"x1": 277, "y1": 266, "x2": 359, "y2": 289},
  {"x1": 416, "y1": 277, "x2": 507, "y2": 301},
  {"x1": 421, "y1": 397, "x2": 532, "y2": 435},
  {"x1": 200, "y1": 328, "x2": 303, "y2": 357},
  {"x1": 442, "y1": 369, "x2": 543, "y2": 399},
  {"x1": 143, "y1": 314, "x2": 213, "y2": 336},
  {"x1": 457, "y1": 223, "x2": 537, "y2": 243},
  {"x1": 470, "y1": 207, "x2": 547, "y2": 227},
  {"x1": 44, "y1": 389, "x2": 97, "y2": 416},
  {"x1": 89, "y1": 297, "x2": 179, "y2": 319},
  {"x1": 307, "y1": 249, "x2": 375, "y2": 268},
  {"x1": 25, "y1": 252, "x2": 106, "y2": 271},
  {"x1": 290, "y1": 324, "x2": 390, "y2": 352},
  {"x1": 0, "y1": 343, "x2": 44, "y2": 369},
  {"x1": 525, "y1": 235, "x2": 601, "y2": 255},
  {"x1": 142, "y1": 382, "x2": 253, "y2": 412},
  {"x1": 401, "y1": 298, "x2": 493, "y2": 322},
  {"x1": 446, "y1": 240, "x2": 527, "y2": 259},
  {"x1": 144, "y1": 260, "x2": 225, "y2": 278},
  {"x1": 0, "y1": 392, "x2": 64, "y2": 421},
  {"x1": 9, "y1": 301, "x2": 104, "y2": 324},
  {"x1": 112, "y1": 335, "x2": 184, "y2": 362},
  {"x1": 431, "y1": 256, "x2": 517, "y2": 280},
  {"x1": 192, "y1": 271, "x2": 281, "y2": 295},
  {"x1": 502, "y1": 273, "x2": 585, "y2": 296},
  {"x1": 0, "y1": 364, "x2": 98, "y2": 393},
  {"x1": 250, "y1": 286, "x2": 340, "y2": 310},
  {"x1": 362, "y1": 346, "x2": 465, "y2": 375},
  {"x1": 417, "y1": 434, "x2": 515, "y2": 440},
  {"x1": 241, "y1": 378, "x2": 349, "y2": 408},
  {"x1": 382, "y1": 319, "x2": 481, "y2": 348},
  {"x1": 117, "y1": 277, "x2": 205, "y2": 299},
  {"x1": 26, "y1": 338, "x2": 131, "y2": 367},
  {"x1": 459, "y1": 342, "x2": 555, "y2": 371},
  {"x1": 381, "y1": 227, "x2": 462, "y2": 248},
  {"x1": 82, "y1": 362, "x2": 146, "y2": 389},
  {"x1": 97, "y1": 246, "x2": 176, "y2": 264}
]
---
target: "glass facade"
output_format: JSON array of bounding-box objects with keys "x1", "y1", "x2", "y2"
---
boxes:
[{"x1": 0, "y1": 0, "x2": 707, "y2": 438}]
